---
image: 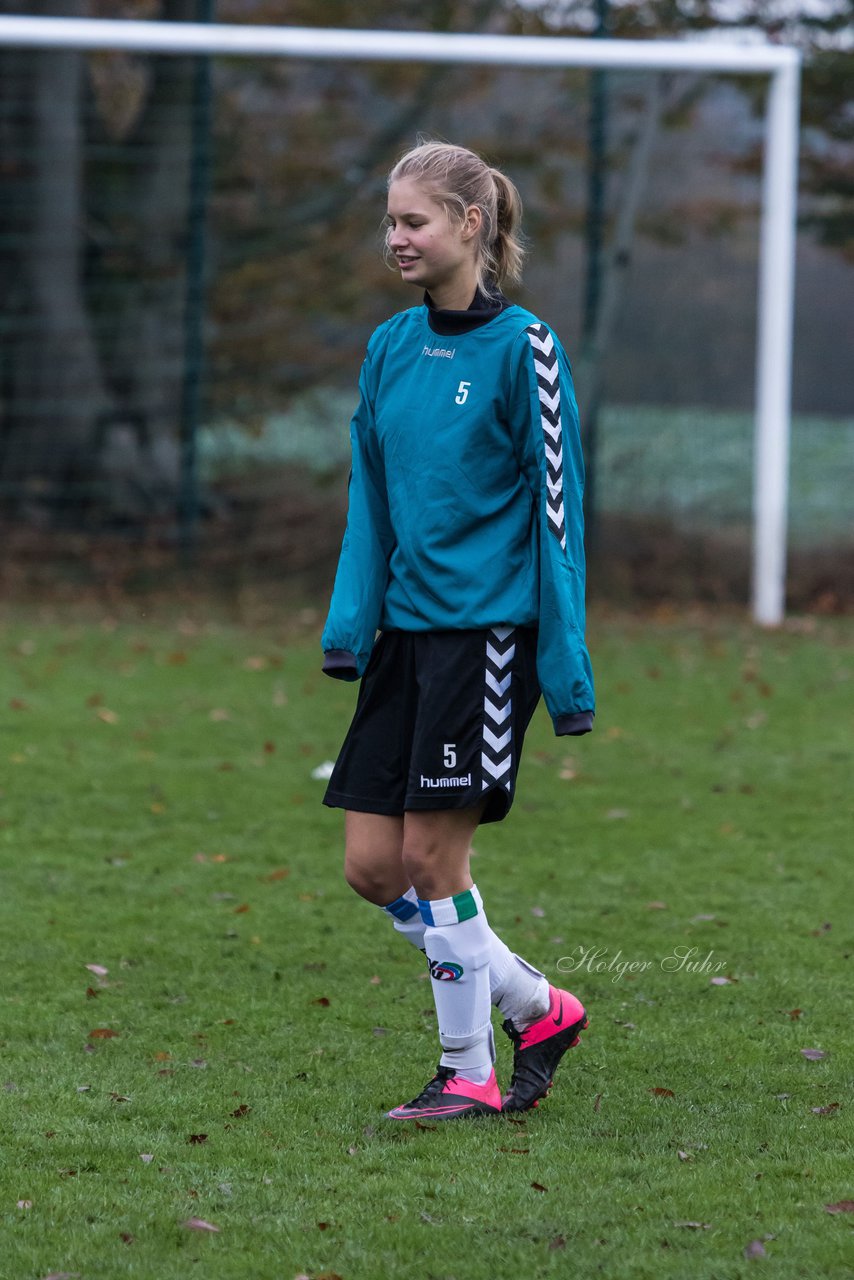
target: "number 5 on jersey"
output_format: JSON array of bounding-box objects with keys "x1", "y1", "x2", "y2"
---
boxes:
[{"x1": 455, "y1": 381, "x2": 471, "y2": 405}]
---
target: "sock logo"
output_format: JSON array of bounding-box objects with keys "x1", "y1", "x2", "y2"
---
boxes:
[{"x1": 427, "y1": 957, "x2": 464, "y2": 982}]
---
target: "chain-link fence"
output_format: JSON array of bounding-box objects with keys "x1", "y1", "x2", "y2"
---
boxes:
[{"x1": 1, "y1": 11, "x2": 852, "y2": 609}]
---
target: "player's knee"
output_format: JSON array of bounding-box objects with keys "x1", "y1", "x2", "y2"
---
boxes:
[{"x1": 343, "y1": 849, "x2": 402, "y2": 906}]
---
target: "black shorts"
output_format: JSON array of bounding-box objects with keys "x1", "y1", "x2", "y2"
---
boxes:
[{"x1": 323, "y1": 627, "x2": 541, "y2": 825}]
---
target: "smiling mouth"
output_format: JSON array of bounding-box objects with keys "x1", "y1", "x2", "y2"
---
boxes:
[{"x1": 397, "y1": 256, "x2": 419, "y2": 267}]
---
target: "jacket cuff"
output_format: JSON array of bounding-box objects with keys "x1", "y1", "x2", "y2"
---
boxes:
[
  {"x1": 555, "y1": 710, "x2": 594, "y2": 736},
  {"x1": 322, "y1": 649, "x2": 360, "y2": 681}
]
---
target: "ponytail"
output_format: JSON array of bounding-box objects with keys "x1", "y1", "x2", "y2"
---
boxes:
[{"x1": 490, "y1": 167, "x2": 525, "y2": 288}]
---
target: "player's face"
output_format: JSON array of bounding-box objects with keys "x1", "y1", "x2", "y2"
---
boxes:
[{"x1": 386, "y1": 177, "x2": 481, "y2": 309}]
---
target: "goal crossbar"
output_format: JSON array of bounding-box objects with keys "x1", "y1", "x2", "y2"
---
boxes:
[{"x1": 0, "y1": 15, "x2": 801, "y2": 625}]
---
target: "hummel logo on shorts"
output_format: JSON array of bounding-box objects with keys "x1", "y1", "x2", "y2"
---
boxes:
[{"x1": 419, "y1": 774, "x2": 472, "y2": 789}]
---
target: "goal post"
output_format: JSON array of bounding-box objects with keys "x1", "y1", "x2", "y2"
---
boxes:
[{"x1": 0, "y1": 15, "x2": 801, "y2": 625}]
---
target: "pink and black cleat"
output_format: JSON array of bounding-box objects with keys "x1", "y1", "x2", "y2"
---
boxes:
[
  {"x1": 501, "y1": 986, "x2": 588, "y2": 1113},
  {"x1": 386, "y1": 1065, "x2": 502, "y2": 1121}
]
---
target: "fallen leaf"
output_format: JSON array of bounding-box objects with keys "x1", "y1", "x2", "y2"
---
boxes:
[
  {"x1": 88, "y1": 1028, "x2": 119, "y2": 1040},
  {"x1": 85, "y1": 964, "x2": 108, "y2": 977},
  {"x1": 231, "y1": 1104, "x2": 251, "y2": 1118},
  {"x1": 261, "y1": 868, "x2": 290, "y2": 883},
  {"x1": 677, "y1": 1150, "x2": 691, "y2": 1162},
  {"x1": 139, "y1": 1154, "x2": 154, "y2": 1163},
  {"x1": 824, "y1": 1201, "x2": 854, "y2": 1214},
  {"x1": 234, "y1": 904, "x2": 251, "y2": 914},
  {"x1": 744, "y1": 1239, "x2": 767, "y2": 1258},
  {"x1": 549, "y1": 1235, "x2": 567, "y2": 1250},
  {"x1": 109, "y1": 1093, "x2": 130, "y2": 1103},
  {"x1": 710, "y1": 976, "x2": 733, "y2": 985},
  {"x1": 811, "y1": 1103, "x2": 840, "y2": 1116},
  {"x1": 649, "y1": 1087, "x2": 675, "y2": 1098},
  {"x1": 674, "y1": 1220, "x2": 711, "y2": 1229},
  {"x1": 593, "y1": 1092, "x2": 602, "y2": 1113},
  {"x1": 317, "y1": 1221, "x2": 330, "y2": 1230},
  {"x1": 413, "y1": 1120, "x2": 437, "y2": 1132},
  {"x1": 182, "y1": 1217, "x2": 220, "y2": 1232},
  {"x1": 86, "y1": 987, "x2": 98, "y2": 999},
  {"x1": 786, "y1": 1008, "x2": 803, "y2": 1020},
  {"x1": 646, "y1": 900, "x2": 668, "y2": 910},
  {"x1": 119, "y1": 1232, "x2": 134, "y2": 1244},
  {"x1": 17, "y1": 1199, "x2": 33, "y2": 1209},
  {"x1": 187, "y1": 1134, "x2": 208, "y2": 1145},
  {"x1": 531, "y1": 1181, "x2": 548, "y2": 1192},
  {"x1": 312, "y1": 997, "x2": 330, "y2": 1007},
  {"x1": 800, "y1": 1048, "x2": 827, "y2": 1060},
  {"x1": 498, "y1": 1147, "x2": 530, "y2": 1154},
  {"x1": 96, "y1": 708, "x2": 119, "y2": 724}
]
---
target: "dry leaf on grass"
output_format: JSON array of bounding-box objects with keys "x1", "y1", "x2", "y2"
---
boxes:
[{"x1": 183, "y1": 1217, "x2": 220, "y2": 1232}]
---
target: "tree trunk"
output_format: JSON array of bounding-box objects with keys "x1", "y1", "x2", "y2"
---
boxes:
[
  {"x1": 85, "y1": 0, "x2": 199, "y2": 516},
  {"x1": 0, "y1": 1, "x2": 113, "y2": 506}
]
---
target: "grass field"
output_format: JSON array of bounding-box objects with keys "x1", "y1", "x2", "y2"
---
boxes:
[{"x1": 1, "y1": 605, "x2": 852, "y2": 1280}]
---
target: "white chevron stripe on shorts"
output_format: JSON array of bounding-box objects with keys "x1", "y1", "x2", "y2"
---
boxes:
[{"x1": 481, "y1": 625, "x2": 515, "y2": 793}]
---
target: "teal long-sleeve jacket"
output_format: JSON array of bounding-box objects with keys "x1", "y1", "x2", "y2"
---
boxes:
[{"x1": 321, "y1": 301, "x2": 595, "y2": 736}]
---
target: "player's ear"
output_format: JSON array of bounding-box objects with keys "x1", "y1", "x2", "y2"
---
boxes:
[{"x1": 462, "y1": 204, "x2": 482, "y2": 240}]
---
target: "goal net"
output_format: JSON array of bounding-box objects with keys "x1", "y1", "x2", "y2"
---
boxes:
[{"x1": 0, "y1": 16, "x2": 823, "y2": 620}]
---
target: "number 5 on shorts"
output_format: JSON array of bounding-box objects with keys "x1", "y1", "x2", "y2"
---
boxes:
[{"x1": 443, "y1": 742, "x2": 457, "y2": 769}]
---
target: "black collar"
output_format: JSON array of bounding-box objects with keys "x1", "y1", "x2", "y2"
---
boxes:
[{"x1": 425, "y1": 285, "x2": 510, "y2": 336}]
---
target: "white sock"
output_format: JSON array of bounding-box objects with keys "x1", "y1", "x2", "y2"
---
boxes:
[
  {"x1": 488, "y1": 938, "x2": 550, "y2": 1030},
  {"x1": 380, "y1": 887, "x2": 425, "y2": 951},
  {"x1": 419, "y1": 885, "x2": 494, "y2": 1081},
  {"x1": 381, "y1": 886, "x2": 549, "y2": 1030}
]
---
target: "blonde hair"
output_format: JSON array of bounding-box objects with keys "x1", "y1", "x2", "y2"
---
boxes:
[{"x1": 386, "y1": 140, "x2": 526, "y2": 293}]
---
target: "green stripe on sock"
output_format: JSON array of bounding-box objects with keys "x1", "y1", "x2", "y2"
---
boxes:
[{"x1": 453, "y1": 889, "x2": 478, "y2": 923}]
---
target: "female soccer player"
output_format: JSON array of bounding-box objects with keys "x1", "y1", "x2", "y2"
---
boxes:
[{"x1": 321, "y1": 141, "x2": 594, "y2": 1121}]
